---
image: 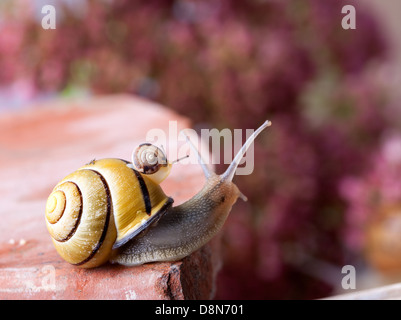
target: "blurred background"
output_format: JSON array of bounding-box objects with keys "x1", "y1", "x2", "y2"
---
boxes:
[{"x1": 1, "y1": 0, "x2": 401, "y2": 299}]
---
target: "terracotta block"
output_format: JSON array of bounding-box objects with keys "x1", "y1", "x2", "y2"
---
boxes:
[{"x1": 0, "y1": 95, "x2": 221, "y2": 299}]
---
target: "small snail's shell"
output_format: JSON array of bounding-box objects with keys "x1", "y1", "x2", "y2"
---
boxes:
[
  {"x1": 133, "y1": 143, "x2": 167, "y2": 174},
  {"x1": 132, "y1": 144, "x2": 171, "y2": 184},
  {"x1": 45, "y1": 158, "x2": 173, "y2": 268}
]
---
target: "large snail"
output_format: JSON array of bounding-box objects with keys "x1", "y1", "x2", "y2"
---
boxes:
[{"x1": 45, "y1": 121, "x2": 271, "y2": 268}]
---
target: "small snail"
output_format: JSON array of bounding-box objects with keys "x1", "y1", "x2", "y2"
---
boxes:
[{"x1": 45, "y1": 121, "x2": 271, "y2": 268}]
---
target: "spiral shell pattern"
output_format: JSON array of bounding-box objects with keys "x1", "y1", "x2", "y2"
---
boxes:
[
  {"x1": 45, "y1": 158, "x2": 173, "y2": 268},
  {"x1": 133, "y1": 143, "x2": 167, "y2": 174}
]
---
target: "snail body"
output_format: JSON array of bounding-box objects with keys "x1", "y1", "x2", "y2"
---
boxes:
[
  {"x1": 113, "y1": 173, "x2": 241, "y2": 266},
  {"x1": 45, "y1": 121, "x2": 271, "y2": 268}
]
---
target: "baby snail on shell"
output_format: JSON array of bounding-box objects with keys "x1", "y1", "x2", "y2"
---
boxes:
[{"x1": 45, "y1": 120, "x2": 271, "y2": 268}]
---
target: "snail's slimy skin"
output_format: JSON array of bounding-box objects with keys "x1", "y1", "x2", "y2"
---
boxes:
[{"x1": 112, "y1": 174, "x2": 241, "y2": 266}]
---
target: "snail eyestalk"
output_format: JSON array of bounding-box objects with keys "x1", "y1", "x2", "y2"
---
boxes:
[
  {"x1": 184, "y1": 132, "x2": 214, "y2": 179},
  {"x1": 221, "y1": 120, "x2": 271, "y2": 182},
  {"x1": 171, "y1": 154, "x2": 189, "y2": 164}
]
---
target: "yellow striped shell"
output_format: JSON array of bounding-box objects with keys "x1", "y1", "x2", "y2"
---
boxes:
[{"x1": 45, "y1": 158, "x2": 173, "y2": 268}]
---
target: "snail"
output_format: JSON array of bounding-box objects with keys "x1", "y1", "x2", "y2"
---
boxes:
[{"x1": 45, "y1": 120, "x2": 271, "y2": 268}]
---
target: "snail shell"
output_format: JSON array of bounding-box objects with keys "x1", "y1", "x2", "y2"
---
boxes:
[
  {"x1": 131, "y1": 143, "x2": 171, "y2": 185},
  {"x1": 45, "y1": 158, "x2": 173, "y2": 268},
  {"x1": 133, "y1": 143, "x2": 167, "y2": 174}
]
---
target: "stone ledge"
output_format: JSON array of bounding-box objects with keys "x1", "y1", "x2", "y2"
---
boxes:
[{"x1": 0, "y1": 94, "x2": 221, "y2": 300}]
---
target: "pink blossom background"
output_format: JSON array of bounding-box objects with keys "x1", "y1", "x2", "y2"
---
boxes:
[{"x1": 2, "y1": 0, "x2": 401, "y2": 299}]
